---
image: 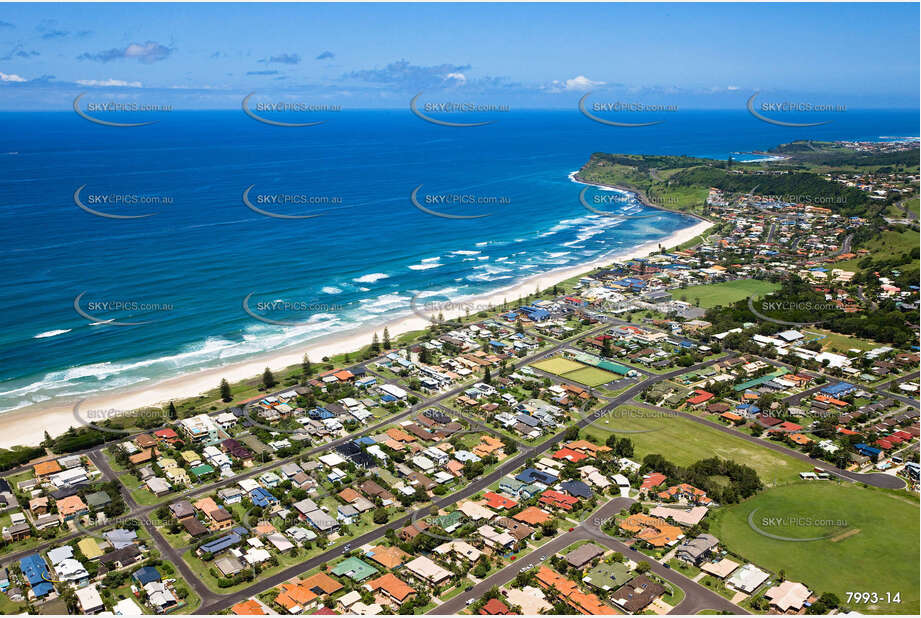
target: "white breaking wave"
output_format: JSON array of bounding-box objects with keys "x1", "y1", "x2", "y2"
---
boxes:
[
  {"x1": 408, "y1": 263, "x2": 443, "y2": 271},
  {"x1": 353, "y1": 272, "x2": 390, "y2": 283},
  {"x1": 34, "y1": 329, "x2": 71, "y2": 339},
  {"x1": 321, "y1": 286, "x2": 343, "y2": 294}
]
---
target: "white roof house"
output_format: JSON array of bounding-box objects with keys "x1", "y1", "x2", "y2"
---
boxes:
[
  {"x1": 404, "y1": 556, "x2": 452, "y2": 584},
  {"x1": 75, "y1": 585, "x2": 104, "y2": 614},
  {"x1": 727, "y1": 563, "x2": 770, "y2": 593},
  {"x1": 319, "y1": 453, "x2": 347, "y2": 467},
  {"x1": 379, "y1": 384, "x2": 408, "y2": 399},
  {"x1": 113, "y1": 597, "x2": 144, "y2": 615},
  {"x1": 765, "y1": 581, "x2": 811, "y2": 611}
]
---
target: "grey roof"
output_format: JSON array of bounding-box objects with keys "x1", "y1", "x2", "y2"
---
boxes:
[
  {"x1": 564, "y1": 542, "x2": 605, "y2": 568},
  {"x1": 676, "y1": 533, "x2": 719, "y2": 560}
]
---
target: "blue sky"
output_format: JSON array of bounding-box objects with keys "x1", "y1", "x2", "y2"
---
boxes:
[{"x1": 0, "y1": 2, "x2": 918, "y2": 109}]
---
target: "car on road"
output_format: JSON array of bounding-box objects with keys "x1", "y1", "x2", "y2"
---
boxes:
[{"x1": 465, "y1": 598, "x2": 476, "y2": 606}]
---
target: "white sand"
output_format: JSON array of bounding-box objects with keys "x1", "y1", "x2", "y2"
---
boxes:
[{"x1": 0, "y1": 219, "x2": 711, "y2": 450}]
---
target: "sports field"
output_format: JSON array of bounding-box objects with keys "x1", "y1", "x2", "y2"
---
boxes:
[
  {"x1": 670, "y1": 279, "x2": 780, "y2": 309},
  {"x1": 563, "y1": 366, "x2": 617, "y2": 387},
  {"x1": 531, "y1": 357, "x2": 618, "y2": 387},
  {"x1": 711, "y1": 482, "x2": 919, "y2": 614},
  {"x1": 584, "y1": 406, "x2": 811, "y2": 484},
  {"x1": 531, "y1": 357, "x2": 584, "y2": 374}
]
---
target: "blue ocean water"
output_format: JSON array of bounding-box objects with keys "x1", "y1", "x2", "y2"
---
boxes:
[{"x1": 0, "y1": 109, "x2": 917, "y2": 413}]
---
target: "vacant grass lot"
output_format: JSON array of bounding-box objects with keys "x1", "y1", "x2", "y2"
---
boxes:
[
  {"x1": 710, "y1": 482, "x2": 920, "y2": 614},
  {"x1": 837, "y1": 228, "x2": 920, "y2": 271},
  {"x1": 669, "y1": 279, "x2": 780, "y2": 309},
  {"x1": 803, "y1": 328, "x2": 880, "y2": 353},
  {"x1": 584, "y1": 406, "x2": 811, "y2": 485}
]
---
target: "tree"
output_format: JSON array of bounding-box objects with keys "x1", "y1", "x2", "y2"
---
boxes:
[
  {"x1": 219, "y1": 379, "x2": 232, "y2": 402},
  {"x1": 168, "y1": 401, "x2": 177, "y2": 420},
  {"x1": 383, "y1": 327, "x2": 391, "y2": 350},
  {"x1": 301, "y1": 353, "x2": 313, "y2": 380},
  {"x1": 373, "y1": 508, "x2": 388, "y2": 524},
  {"x1": 484, "y1": 366, "x2": 492, "y2": 384},
  {"x1": 635, "y1": 561, "x2": 651, "y2": 573},
  {"x1": 371, "y1": 332, "x2": 380, "y2": 353},
  {"x1": 262, "y1": 367, "x2": 276, "y2": 389},
  {"x1": 601, "y1": 337, "x2": 613, "y2": 358}
]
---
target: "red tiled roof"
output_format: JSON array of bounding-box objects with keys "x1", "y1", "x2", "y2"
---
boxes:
[{"x1": 640, "y1": 473, "x2": 667, "y2": 489}]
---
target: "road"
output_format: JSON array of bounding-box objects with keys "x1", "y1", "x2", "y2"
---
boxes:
[
  {"x1": 431, "y1": 497, "x2": 746, "y2": 615},
  {"x1": 196, "y1": 353, "x2": 739, "y2": 613},
  {"x1": 4, "y1": 310, "x2": 912, "y2": 613}
]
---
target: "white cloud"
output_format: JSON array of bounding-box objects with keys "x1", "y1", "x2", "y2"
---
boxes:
[
  {"x1": 0, "y1": 71, "x2": 26, "y2": 82},
  {"x1": 727, "y1": 85, "x2": 740, "y2": 91},
  {"x1": 547, "y1": 75, "x2": 605, "y2": 92},
  {"x1": 76, "y1": 78, "x2": 143, "y2": 87},
  {"x1": 444, "y1": 72, "x2": 466, "y2": 83}
]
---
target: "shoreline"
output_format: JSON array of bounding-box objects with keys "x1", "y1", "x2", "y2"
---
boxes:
[
  {"x1": 568, "y1": 171, "x2": 711, "y2": 224},
  {"x1": 0, "y1": 202, "x2": 713, "y2": 450}
]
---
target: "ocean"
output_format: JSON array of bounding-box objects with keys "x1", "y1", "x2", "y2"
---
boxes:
[{"x1": 0, "y1": 108, "x2": 917, "y2": 413}]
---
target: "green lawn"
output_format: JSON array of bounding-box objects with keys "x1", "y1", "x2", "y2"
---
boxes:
[
  {"x1": 584, "y1": 406, "x2": 811, "y2": 485},
  {"x1": 803, "y1": 329, "x2": 881, "y2": 353},
  {"x1": 531, "y1": 356, "x2": 620, "y2": 387},
  {"x1": 670, "y1": 280, "x2": 780, "y2": 309},
  {"x1": 564, "y1": 366, "x2": 619, "y2": 387},
  {"x1": 908, "y1": 196, "x2": 920, "y2": 218},
  {"x1": 837, "y1": 228, "x2": 920, "y2": 271},
  {"x1": 531, "y1": 357, "x2": 585, "y2": 375},
  {"x1": 710, "y1": 482, "x2": 920, "y2": 614}
]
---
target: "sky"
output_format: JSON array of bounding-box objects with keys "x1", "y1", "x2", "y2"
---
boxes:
[{"x1": 0, "y1": 2, "x2": 918, "y2": 109}]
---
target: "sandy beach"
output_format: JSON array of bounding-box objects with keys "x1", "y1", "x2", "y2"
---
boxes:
[{"x1": 0, "y1": 211, "x2": 712, "y2": 450}]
